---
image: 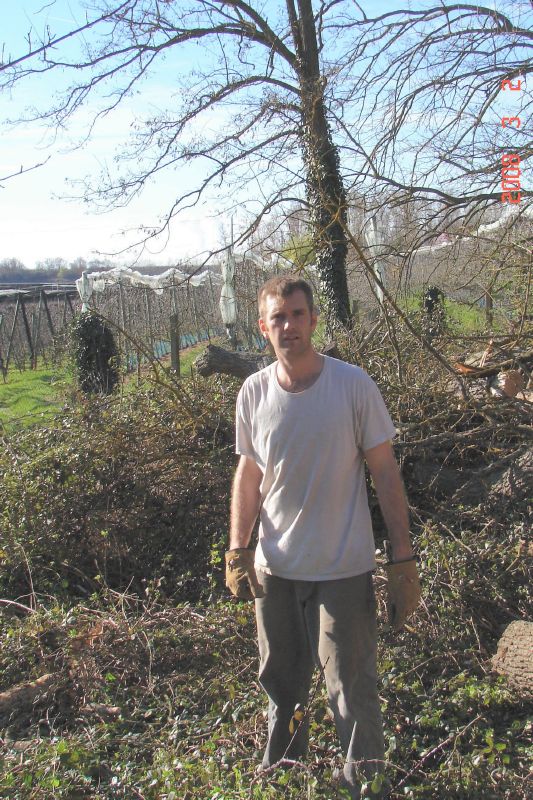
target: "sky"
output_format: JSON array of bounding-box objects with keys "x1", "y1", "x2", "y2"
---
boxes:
[
  {"x1": 0, "y1": 0, "x2": 232, "y2": 268},
  {"x1": 0, "y1": 1, "x2": 528, "y2": 270}
]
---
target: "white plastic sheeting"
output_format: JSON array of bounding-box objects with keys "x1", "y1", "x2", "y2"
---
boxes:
[
  {"x1": 76, "y1": 266, "x2": 219, "y2": 312},
  {"x1": 219, "y1": 250, "x2": 237, "y2": 326}
]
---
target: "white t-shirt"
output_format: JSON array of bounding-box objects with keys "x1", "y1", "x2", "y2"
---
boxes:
[{"x1": 235, "y1": 355, "x2": 397, "y2": 580}]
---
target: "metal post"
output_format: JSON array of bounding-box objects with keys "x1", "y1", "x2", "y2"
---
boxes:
[
  {"x1": 144, "y1": 287, "x2": 154, "y2": 357},
  {"x1": 170, "y1": 312, "x2": 180, "y2": 376}
]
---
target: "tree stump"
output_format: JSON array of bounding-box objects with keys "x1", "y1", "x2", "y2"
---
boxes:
[{"x1": 492, "y1": 621, "x2": 533, "y2": 697}]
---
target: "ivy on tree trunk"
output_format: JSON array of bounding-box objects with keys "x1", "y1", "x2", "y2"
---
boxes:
[{"x1": 287, "y1": 0, "x2": 352, "y2": 333}]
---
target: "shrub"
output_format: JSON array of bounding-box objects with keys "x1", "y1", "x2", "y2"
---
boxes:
[
  {"x1": 0, "y1": 376, "x2": 236, "y2": 603},
  {"x1": 71, "y1": 310, "x2": 119, "y2": 395}
]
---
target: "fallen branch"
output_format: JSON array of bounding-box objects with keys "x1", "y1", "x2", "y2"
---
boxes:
[
  {"x1": 455, "y1": 348, "x2": 533, "y2": 380},
  {"x1": 0, "y1": 598, "x2": 35, "y2": 614},
  {"x1": 248, "y1": 758, "x2": 312, "y2": 794}
]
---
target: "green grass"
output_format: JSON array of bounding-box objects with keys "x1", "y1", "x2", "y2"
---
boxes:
[
  {"x1": 0, "y1": 340, "x2": 219, "y2": 431},
  {"x1": 444, "y1": 299, "x2": 487, "y2": 332},
  {"x1": 398, "y1": 292, "x2": 488, "y2": 333},
  {"x1": 0, "y1": 364, "x2": 68, "y2": 430}
]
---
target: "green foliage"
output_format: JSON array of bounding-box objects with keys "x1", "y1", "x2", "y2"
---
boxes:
[
  {"x1": 400, "y1": 289, "x2": 499, "y2": 334},
  {"x1": 281, "y1": 234, "x2": 316, "y2": 270},
  {"x1": 0, "y1": 591, "x2": 531, "y2": 799},
  {"x1": 71, "y1": 310, "x2": 119, "y2": 395},
  {"x1": 0, "y1": 376, "x2": 236, "y2": 603}
]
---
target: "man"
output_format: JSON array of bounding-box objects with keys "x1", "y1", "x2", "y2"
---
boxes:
[{"x1": 225, "y1": 275, "x2": 420, "y2": 799}]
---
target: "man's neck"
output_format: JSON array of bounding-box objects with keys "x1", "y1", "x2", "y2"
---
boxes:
[{"x1": 276, "y1": 349, "x2": 324, "y2": 391}]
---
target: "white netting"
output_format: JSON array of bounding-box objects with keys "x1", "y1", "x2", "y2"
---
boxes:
[{"x1": 76, "y1": 266, "x2": 217, "y2": 311}]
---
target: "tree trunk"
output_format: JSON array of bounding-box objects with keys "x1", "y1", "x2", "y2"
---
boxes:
[{"x1": 287, "y1": 0, "x2": 352, "y2": 334}]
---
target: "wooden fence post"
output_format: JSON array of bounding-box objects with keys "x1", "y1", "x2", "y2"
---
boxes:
[
  {"x1": 18, "y1": 294, "x2": 34, "y2": 368},
  {"x1": 42, "y1": 291, "x2": 55, "y2": 338},
  {"x1": 31, "y1": 292, "x2": 44, "y2": 369}
]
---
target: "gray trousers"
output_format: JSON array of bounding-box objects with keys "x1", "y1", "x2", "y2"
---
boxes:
[{"x1": 255, "y1": 571, "x2": 385, "y2": 797}]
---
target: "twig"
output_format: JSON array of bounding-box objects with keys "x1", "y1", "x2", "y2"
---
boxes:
[
  {"x1": 19, "y1": 544, "x2": 37, "y2": 610},
  {"x1": 394, "y1": 714, "x2": 483, "y2": 791},
  {"x1": 341, "y1": 221, "x2": 469, "y2": 399},
  {"x1": 248, "y1": 758, "x2": 312, "y2": 791}
]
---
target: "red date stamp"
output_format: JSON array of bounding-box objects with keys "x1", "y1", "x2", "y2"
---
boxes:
[{"x1": 500, "y1": 78, "x2": 522, "y2": 203}]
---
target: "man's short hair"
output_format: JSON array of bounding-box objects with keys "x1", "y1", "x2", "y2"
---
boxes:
[{"x1": 258, "y1": 274, "x2": 314, "y2": 318}]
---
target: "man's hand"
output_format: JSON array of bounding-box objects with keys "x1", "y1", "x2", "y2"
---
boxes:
[
  {"x1": 385, "y1": 559, "x2": 421, "y2": 631},
  {"x1": 225, "y1": 549, "x2": 265, "y2": 600}
]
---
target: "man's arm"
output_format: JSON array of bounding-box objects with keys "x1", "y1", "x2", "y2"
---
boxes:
[
  {"x1": 365, "y1": 440, "x2": 420, "y2": 630},
  {"x1": 229, "y1": 454, "x2": 263, "y2": 550},
  {"x1": 364, "y1": 440, "x2": 413, "y2": 562}
]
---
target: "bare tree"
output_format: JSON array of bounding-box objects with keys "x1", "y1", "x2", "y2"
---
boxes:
[
  {"x1": 331, "y1": 3, "x2": 532, "y2": 218},
  {"x1": 1, "y1": 1, "x2": 531, "y2": 330},
  {"x1": 1, "y1": 0, "x2": 352, "y2": 330}
]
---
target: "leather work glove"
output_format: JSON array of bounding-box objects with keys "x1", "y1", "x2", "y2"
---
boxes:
[
  {"x1": 385, "y1": 559, "x2": 421, "y2": 631},
  {"x1": 225, "y1": 549, "x2": 265, "y2": 600}
]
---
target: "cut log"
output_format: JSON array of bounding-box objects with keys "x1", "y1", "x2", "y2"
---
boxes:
[
  {"x1": 0, "y1": 674, "x2": 56, "y2": 718},
  {"x1": 194, "y1": 344, "x2": 272, "y2": 378},
  {"x1": 492, "y1": 621, "x2": 533, "y2": 697},
  {"x1": 194, "y1": 342, "x2": 343, "y2": 380}
]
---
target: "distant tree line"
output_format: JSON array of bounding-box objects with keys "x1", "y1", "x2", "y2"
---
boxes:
[
  {"x1": 0, "y1": 257, "x2": 110, "y2": 284},
  {"x1": 0, "y1": 258, "x2": 183, "y2": 285}
]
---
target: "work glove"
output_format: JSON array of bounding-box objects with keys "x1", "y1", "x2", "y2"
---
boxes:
[
  {"x1": 385, "y1": 558, "x2": 421, "y2": 631},
  {"x1": 225, "y1": 548, "x2": 265, "y2": 600}
]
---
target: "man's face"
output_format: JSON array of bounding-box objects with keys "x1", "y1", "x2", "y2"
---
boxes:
[{"x1": 258, "y1": 289, "x2": 317, "y2": 358}]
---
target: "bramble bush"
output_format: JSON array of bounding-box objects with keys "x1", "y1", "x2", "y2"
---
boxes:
[{"x1": 0, "y1": 373, "x2": 237, "y2": 604}]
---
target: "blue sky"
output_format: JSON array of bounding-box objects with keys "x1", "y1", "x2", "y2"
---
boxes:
[
  {"x1": 1, "y1": 0, "x2": 235, "y2": 267},
  {"x1": 0, "y1": 1, "x2": 528, "y2": 269}
]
